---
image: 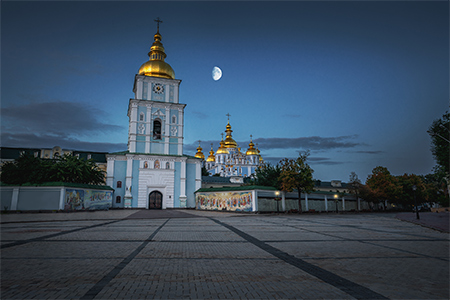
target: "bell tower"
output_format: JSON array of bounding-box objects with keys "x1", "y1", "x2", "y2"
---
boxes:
[
  {"x1": 127, "y1": 18, "x2": 185, "y2": 155},
  {"x1": 107, "y1": 19, "x2": 202, "y2": 210}
]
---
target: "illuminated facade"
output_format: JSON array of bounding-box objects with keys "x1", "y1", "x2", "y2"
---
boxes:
[
  {"x1": 106, "y1": 25, "x2": 201, "y2": 209},
  {"x1": 195, "y1": 119, "x2": 263, "y2": 178}
]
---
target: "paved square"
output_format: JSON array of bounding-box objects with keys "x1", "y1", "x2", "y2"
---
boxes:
[{"x1": 1, "y1": 210, "x2": 448, "y2": 299}]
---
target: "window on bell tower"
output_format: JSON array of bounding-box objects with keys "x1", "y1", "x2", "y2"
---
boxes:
[{"x1": 153, "y1": 119, "x2": 162, "y2": 140}]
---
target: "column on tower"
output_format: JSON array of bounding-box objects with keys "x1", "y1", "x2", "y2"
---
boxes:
[
  {"x1": 145, "y1": 104, "x2": 152, "y2": 153},
  {"x1": 164, "y1": 106, "x2": 170, "y2": 154},
  {"x1": 128, "y1": 102, "x2": 139, "y2": 153}
]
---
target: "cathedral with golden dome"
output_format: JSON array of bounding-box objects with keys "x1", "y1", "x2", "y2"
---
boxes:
[
  {"x1": 194, "y1": 116, "x2": 263, "y2": 177},
  {"x1": 106, "y1": 19, "x2": 202, "y2": 210}
]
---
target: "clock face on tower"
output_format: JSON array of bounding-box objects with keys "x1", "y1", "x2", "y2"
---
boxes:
[{"x1": 153, "y1": 83, "x2": 164, "y2": 94}]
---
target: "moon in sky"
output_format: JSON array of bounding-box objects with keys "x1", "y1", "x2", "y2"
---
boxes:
[{"x1": 212, "y1": 66, "x2": 222, "y2": 81}]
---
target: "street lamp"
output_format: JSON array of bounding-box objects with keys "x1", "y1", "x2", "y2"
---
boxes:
[
  {"x1": 412, "y1": 185, "x2": 420, "y2": 220},
  {"x1": 275, "y1": 191, "x2": 280, "y2": 213},
  {"x1": 334, "y1": 194, "x2": 339, "y2": 214}
]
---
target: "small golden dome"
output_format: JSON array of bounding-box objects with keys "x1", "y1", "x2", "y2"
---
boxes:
[
  {"x1": 246, "y1": 136, "x2": 258, "y2": 156},
  {"x1": 224, "y1": 121, "x2": 237, "y2": 148},
  {"x1": 206, "y1": 144, "x2": 215, "y2": 162},
  {"x1": 257, "y1": 146, "x2": 263, "y2": 162},
  {"x1": 216, "y1": 139, "x2": 229, "y2": 154},
  {"x1": 138, "y1": 31, "x2": 175, "y2": 79},
  {"x1": 194, "y1": 142, "x2": 205, "y2": 159}
]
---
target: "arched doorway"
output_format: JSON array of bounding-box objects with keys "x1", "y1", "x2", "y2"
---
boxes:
[{"x1": 148, "y1": 191, "x2": 163, "y2": 209}]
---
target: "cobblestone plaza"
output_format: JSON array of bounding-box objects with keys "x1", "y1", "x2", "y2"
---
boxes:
[{"x1": 1, "y1": 210, "x2": 449, "y2": 299}]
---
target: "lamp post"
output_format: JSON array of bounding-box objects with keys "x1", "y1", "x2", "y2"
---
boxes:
[
  {"x1": 275, "y1": 191, "x2": 280, "y2": 213},
  {"x1": 334, "y1": 194, "x2": 339, "y2": 214},
  {"x1": 412, "y1": 185, "x2": 420, "y2": 220}
]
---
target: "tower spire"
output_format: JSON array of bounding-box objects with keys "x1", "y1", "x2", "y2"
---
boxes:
[
  {"x1": 194, "y1": 140, "x2": 205, "y2": 160},
  {"x1": 154, "y1": 17, "x2": 163, "y2": 32},
  {"x1": 224, "y1": 115, "x2": 237, "y2": 148},
  {"x1": 138, "y1": 17, "x2": 175, "y2": 79}
]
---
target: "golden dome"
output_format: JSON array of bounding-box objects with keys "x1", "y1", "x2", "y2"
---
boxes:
[
  {"x1": 257, "y1": 146, "x2": 263, "y2": 162},
  {"x1": 194, "y1": 142, "x2": 205, "y2": 159},
  {"x1": 216, "y1": 139, "x2": 229, "y2": 154},
  {"x1": 224, "y1": 121, "x2": 237, "y2": 148},
  {"x1": 206, "y1": 144, "x2": 215, "y2": 162},
  {"x1": 246, "y1": 136, "x2": 258, "y2": 156},
  {"x1": 138, "y1": 31, "x2": 175, "y2": 79}
]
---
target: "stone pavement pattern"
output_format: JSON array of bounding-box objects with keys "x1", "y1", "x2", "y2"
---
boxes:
[{"x1": 1, "y1": 210, "x2": 449, "y2": 299}]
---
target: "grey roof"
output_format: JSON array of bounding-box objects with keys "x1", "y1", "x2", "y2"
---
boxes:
[
  {"x1": 0, "y1": 147, "x2": 107, "y2": 163},
  {"x1": 108, "y1": 150, "x2": 199, "y2": 159}
]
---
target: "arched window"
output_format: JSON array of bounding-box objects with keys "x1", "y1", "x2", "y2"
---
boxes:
[
  {"x1": 172, "y1": 115, "x2": 176, "y2": 124},
  {"x1": 139, "y1": 112, "x2": 145, "y2": 121},
  {"x1": 117, "y1": 181, "x2": 122, "y2": 188},
  {"x1": 166, "y1": 162, "x2": 170, "y2": 169},
  {"x1": 116, "y1": 196, "x2": 121, "y2": 203},
  {"x1": 153, "y1": 119, "x2": 162, "y2": 139}
]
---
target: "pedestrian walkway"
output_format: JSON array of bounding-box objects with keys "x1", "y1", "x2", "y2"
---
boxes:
[
  {"x1": 1, "y1": 211, "x2": 449, "y2": 299},
  {"x1": 396, "y1": 211, "x2": 449, "y2": 232}
]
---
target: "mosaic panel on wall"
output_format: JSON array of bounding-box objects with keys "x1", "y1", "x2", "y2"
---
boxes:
[
  {"x1": 65, "y1": 189, "x2": 113, "y2": 210},
  {"x1": 196, "y1": 191, "x2": 253, "y2": 212}
]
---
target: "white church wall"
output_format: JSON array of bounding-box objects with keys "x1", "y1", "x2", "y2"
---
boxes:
[
  {"x1": 138, "y1": 168, "x2": 175, "y2": 209},
  {"x1": 185, "y1": 160, "x2": 201, "y2": 208},
  {"x1": 112, "y1": 159, "x2": 127, "y2": 208},
  {"x1": 174, "y1": 161, "x2": 182, "y2": 207}
]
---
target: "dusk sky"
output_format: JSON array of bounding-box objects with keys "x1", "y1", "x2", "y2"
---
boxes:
[{"x1": 1, "y1": 1, "x2": 448, "y2": 182}]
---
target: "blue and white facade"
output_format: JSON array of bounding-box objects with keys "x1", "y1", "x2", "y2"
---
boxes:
[
  {"x1": 196, "y1": 121, "x2": 263, "y2": 178},
  {"x1": 106, "y1": 28, "x2": 202, "y2": 209}
]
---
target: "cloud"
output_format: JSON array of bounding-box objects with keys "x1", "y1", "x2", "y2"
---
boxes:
[
  {"x1": 253, "y1": 135, "x2": 361, "y2": 150},
  {"x1": 262, "y1": 156, "x2": 344, "y2": 166},
  {"x1": 308, "y1": 157, "x2": 345, "y2": 165},
  {"x1": 1, "y1": 101, "x2": 127, "y2": 152},
  {"x1": 184, "y1": 140, "x2": 217, "y2": 153},
  {"x1": 184, "y1": 135, "x2": 362, "y2": 154},
  {"x1": 1, "y1": 101, "x2": 124, "y2": 136},
  {"x1": 352, "y1": 150, "x2": 384, "y2": 154},
  {"x1": 1, "y1": 132, "x2": 126, "y2": 153}
]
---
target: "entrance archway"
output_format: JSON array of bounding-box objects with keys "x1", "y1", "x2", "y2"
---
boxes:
[{"x1": 148, "y1": 191, "x2": 163, "y2": 209}]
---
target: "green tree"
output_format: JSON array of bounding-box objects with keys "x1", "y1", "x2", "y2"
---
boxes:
[
  {"x1": 279, "y1": 152, "x2": 315, "y2": 213},
  {"x1": 249, "y1": 162, "x2": 282, "y2": 189},
  {"x1": 359, "y1": 184, "x2": 376, "y2": 207},
  {"x1": 53, "y1": 154, "x2": 105, "y2": 185},
  {"x1": 396, "y1": 173, "x2": 426, "y2": 207},
  {"x1": 1, "y1": 153, "x2": 105, "y2": 185},
  {"x1": 428, "y1": 111, "x2": 449, "y2": 174},
  {"x1": 421, "y1": 171, "x2": 449, "y2": 207},
  {"x1": 348, "y1": 172, "x2": 362, "y2": 201},
  {"x1": 427, "y1": 111, "x2": 449, "y2": 202},
  {"x1": 366, "y1": 166, "x2": 401, "y2": 209},
  {"x1": 1, "y1": 153, "x2": 54, "y2": 185},
  {"x1": 201, "y1": 166, "x2": 209, "y2": 176}
]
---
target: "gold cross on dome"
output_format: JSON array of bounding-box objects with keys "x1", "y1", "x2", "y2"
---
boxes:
[
  {"x1": 154, "y1": 17, "x2": 163, "y2": 31},
  {"x1": 226, "y1": 113, "x2": 231, "y2": 120}
]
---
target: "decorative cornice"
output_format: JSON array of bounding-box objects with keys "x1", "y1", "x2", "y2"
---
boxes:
[
  {"x1": 135, "y1": 75, "x2": 181, "y2": 85},
  {"x1": 130, "y1": 98, "x2": 186, "y2": 109}
]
